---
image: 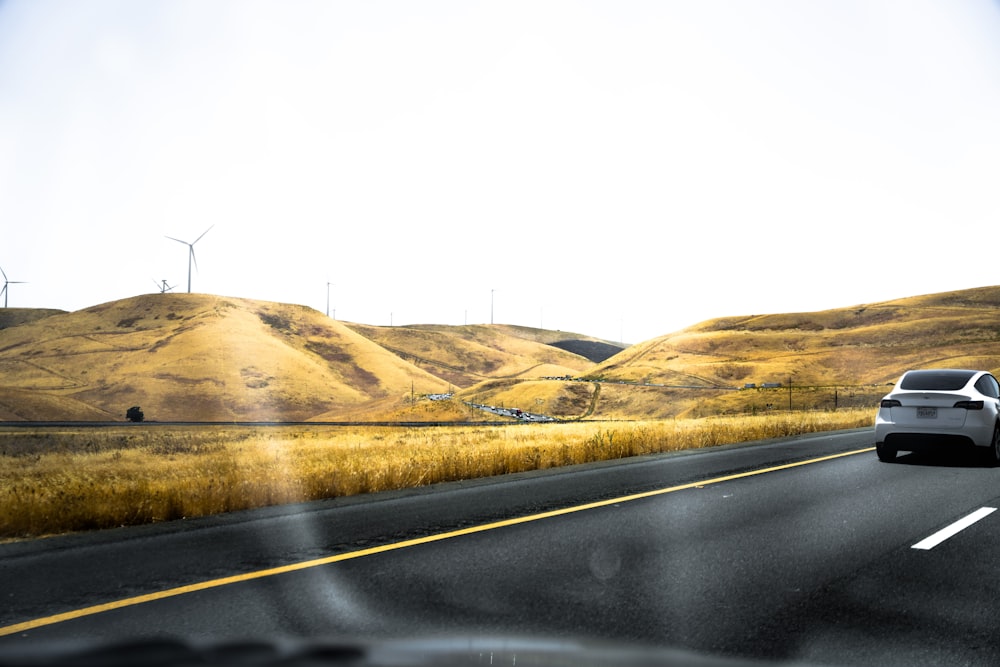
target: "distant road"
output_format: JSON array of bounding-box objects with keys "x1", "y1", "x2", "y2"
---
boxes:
[{"x1": 4, "y1": 428, "x2": 1000, "y2": 665}]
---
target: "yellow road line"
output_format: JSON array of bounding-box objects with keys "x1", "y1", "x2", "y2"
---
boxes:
[{"x1": 0, "y1": 446, "x2": 875, "y2": 637}]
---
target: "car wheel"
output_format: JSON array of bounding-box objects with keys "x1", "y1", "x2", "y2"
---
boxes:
[
  {"x1": 985, "y1": 425, "x2": 1000, "y2": 467},
  {"x1": 876, "y1": 441, "x2": 896, "y2": 463}
]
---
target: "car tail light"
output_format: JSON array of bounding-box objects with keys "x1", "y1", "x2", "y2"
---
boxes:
[
  {"x1": 880, "y1": 399, "x2": 901, "y2": 408},
  {"x1": 954, "y1": 400, "x2": 984, "y2": 410}
]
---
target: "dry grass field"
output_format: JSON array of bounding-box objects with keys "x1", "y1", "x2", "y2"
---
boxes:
[{"x1": 0, "y1": 408, "x2": 872, "y2": 539}]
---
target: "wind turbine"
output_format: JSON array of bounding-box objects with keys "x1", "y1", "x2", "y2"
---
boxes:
[
  {"x1": 152, "y1": 279, "x2": 176, "y2": 294},
  {"x1": 165, "y1": 225, "x2": 213, "y2": 293},
  {"x1": 0, "y1": 265, "x2": 26, "y2": 308}
]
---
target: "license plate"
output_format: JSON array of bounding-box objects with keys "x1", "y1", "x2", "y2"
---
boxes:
[{"x1": 917, "y1": 407, "x2": 937, "y2": 418}]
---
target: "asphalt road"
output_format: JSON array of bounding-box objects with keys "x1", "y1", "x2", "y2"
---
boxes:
[{"x1": 2, "y1": 428, "x2": 1000, "y2": 665}]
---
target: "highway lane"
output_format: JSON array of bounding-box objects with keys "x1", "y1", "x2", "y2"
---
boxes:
[
  {"x1": 3, "y1": 428, "x2": 1000, "y2": 664},
  {"x1": 0, "y1": 428, "x2": 874, "y2": 630}
]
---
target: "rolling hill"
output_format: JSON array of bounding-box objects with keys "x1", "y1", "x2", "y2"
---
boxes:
[
  {"x1": 3, "y1": 286, "x2": 1000, "y2": 421},
  {"x1": 588, "y1": 287, "x2": 1000, "y2": 387},
  {"x1": 0, "y1": 294, "x2": 454, "y2": 421},
  {"x1": 574, "y1": 285, "x2": 1000, "y2": 418},
  {"x1": 0, "y1": 294, "x2": 606, "y2": 421},
  {"x1": 343, "y1": 322, "x2": 608, "y2": 388}
]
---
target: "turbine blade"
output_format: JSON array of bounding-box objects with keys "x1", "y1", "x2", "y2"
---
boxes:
[
  {"x1": 190, "y1": 247, "x2": 199, "y2": 273},
  {"x1": 0, "y1": 266, "x2": 7, "y2": 282},
  {"x1": 165, "y1": 235, "x2": 190, "y2": 246},
  {"x1": 192, "y1": 224, "x2": 214, "y2": 245}
]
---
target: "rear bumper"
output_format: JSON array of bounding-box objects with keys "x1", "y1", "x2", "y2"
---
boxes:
[
  {"x1": 881, "y1": 432, "x2": 982, "y2": 451},
  {"x1": 875, "y1": 410, "x2": 995, "y2": 449}
]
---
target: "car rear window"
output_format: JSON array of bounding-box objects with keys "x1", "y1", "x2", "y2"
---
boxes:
[{"x1": 899, "y1": 369, "x2": 976, "y2": 391}]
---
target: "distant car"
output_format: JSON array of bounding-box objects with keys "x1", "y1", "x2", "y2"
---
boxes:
[{"x1": 875, "y1": 369, "x2": 1000, "y2": 464}]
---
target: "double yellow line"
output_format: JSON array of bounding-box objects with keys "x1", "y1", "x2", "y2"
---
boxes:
[{"x1": 0, "y1": 447, "x2": 874, "y2": 637}]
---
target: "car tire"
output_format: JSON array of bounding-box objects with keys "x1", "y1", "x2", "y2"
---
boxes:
[
  {"x1": 876, "y1": 441, "x2": 896, "y2": 463},
  {"x1": 984, "y1": 425, "x2": 1000, "y2": 468}
]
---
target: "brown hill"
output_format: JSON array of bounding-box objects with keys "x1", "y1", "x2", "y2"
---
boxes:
[
  {"x1": 575, "y1": 285, "x2": 1000, "y2": 418},
  {"x1": 343, "y1": 322, "x2": 603, "y2": 388},
  {"x1": 0, "y1": 294, "x2": 451, "y2": 421},
  {"x1": 6, "y1": 286, "x2": 1000, "y2": 422}
]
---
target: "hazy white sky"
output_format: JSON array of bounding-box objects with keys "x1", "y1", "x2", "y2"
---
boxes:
[{"x1": 2, "y1": 1, "x2": 999, "y2": 343}]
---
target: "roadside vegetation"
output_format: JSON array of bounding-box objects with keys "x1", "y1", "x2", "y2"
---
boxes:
[{"x1": 0, "y1": 409, "x2": 872, "y2": 539}]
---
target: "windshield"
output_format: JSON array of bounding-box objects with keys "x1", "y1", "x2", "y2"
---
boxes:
[{"x1": 2, "y1": 2, "x2": 1000, "y2": 667}]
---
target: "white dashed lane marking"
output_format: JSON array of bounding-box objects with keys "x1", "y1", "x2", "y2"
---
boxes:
[{"x1": 911, "y1": 507, "x2": 997, "y2": 551}]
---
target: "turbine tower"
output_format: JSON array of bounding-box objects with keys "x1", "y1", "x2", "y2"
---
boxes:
[
  {"x1": 165, "y1": 225, "x2": 213, "y2": 293},
  {"x1": 0, "y1": 265, "x2": 26, "y2": 308}
]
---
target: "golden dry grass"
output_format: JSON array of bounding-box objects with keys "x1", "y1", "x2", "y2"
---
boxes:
[{"x1": 0, "y1": 409, "x2": 872, "y2": 539}]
